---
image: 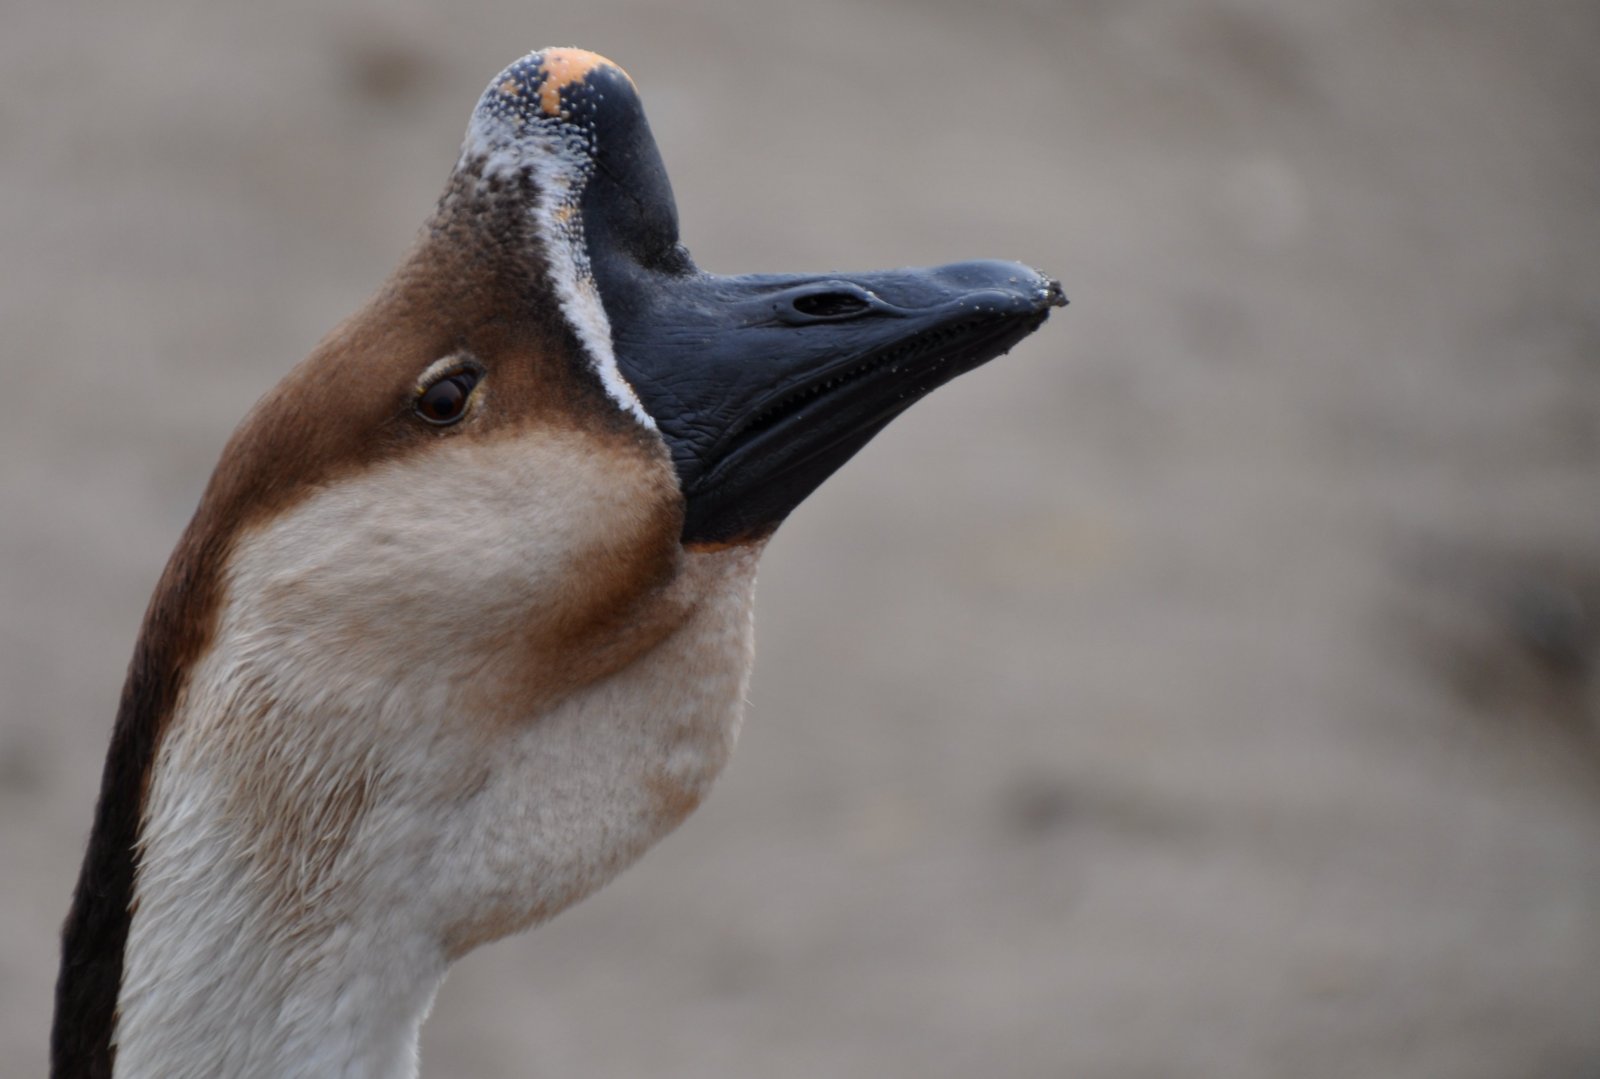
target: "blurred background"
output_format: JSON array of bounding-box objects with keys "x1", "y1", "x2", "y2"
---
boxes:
[{"x1": 3, "y1": 0, "x2": 1598, "y2": 1075}]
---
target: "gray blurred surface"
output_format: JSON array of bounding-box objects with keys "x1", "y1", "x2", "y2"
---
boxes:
[{"x1": 4, "y1": 1, "x2": 1600, "y2": 1076}]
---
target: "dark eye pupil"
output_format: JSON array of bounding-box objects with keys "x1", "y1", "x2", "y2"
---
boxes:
[{"x1": 417, "y1": 372, "x2": 477, "y2": 424}]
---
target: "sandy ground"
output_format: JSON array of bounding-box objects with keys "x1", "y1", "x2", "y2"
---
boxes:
[{"x1": 3, "y1": 1, "x2": 1599, "y2": 1076}]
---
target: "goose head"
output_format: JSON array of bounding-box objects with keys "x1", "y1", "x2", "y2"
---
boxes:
[{"x1": 53, "y1": 47, "x2": 1064, "y2": 1078}]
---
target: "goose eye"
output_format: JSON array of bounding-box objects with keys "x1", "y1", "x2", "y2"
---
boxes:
[{"x1": 416, "y1": 369, "x2": 479, "y2": 425}]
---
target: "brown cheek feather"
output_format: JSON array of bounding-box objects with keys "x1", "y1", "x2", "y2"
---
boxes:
[
  {"x1": 643, "y1": 768, "x2": 706, "y2": 829},
  {"x1": 458, "y1": 431, "x2": 690, "y2": 727}
]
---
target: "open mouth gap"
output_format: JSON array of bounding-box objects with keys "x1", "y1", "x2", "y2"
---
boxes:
[{"x1": 733, "y1": 314, "x2": 1010, "y2": 442}]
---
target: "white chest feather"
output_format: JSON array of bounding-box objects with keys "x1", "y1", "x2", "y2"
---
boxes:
[{"x1": 113, "y1": 441, "x2": 759, "y2": 1079}]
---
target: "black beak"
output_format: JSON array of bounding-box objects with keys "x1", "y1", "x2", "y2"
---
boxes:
[
  {"x1": 505, "y1": 50, "x2": 1068, "y2": 544},
  {"x1": 604, "y1": 259, "x2": 1065, "y2": 544}
]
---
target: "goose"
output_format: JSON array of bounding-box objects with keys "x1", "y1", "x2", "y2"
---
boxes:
[{"x1": 52, "y1": 47, "x2": 1065, "y2": 1078}]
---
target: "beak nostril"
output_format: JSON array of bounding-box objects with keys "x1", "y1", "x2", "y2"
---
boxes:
[{"x1": 790, "y1": 291, "x2": 872, "y2": 319}]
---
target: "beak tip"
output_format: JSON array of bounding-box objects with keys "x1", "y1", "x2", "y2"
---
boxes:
[{"x1": 1036, "y1": 274, "x2": 1068, "y2": 310}]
